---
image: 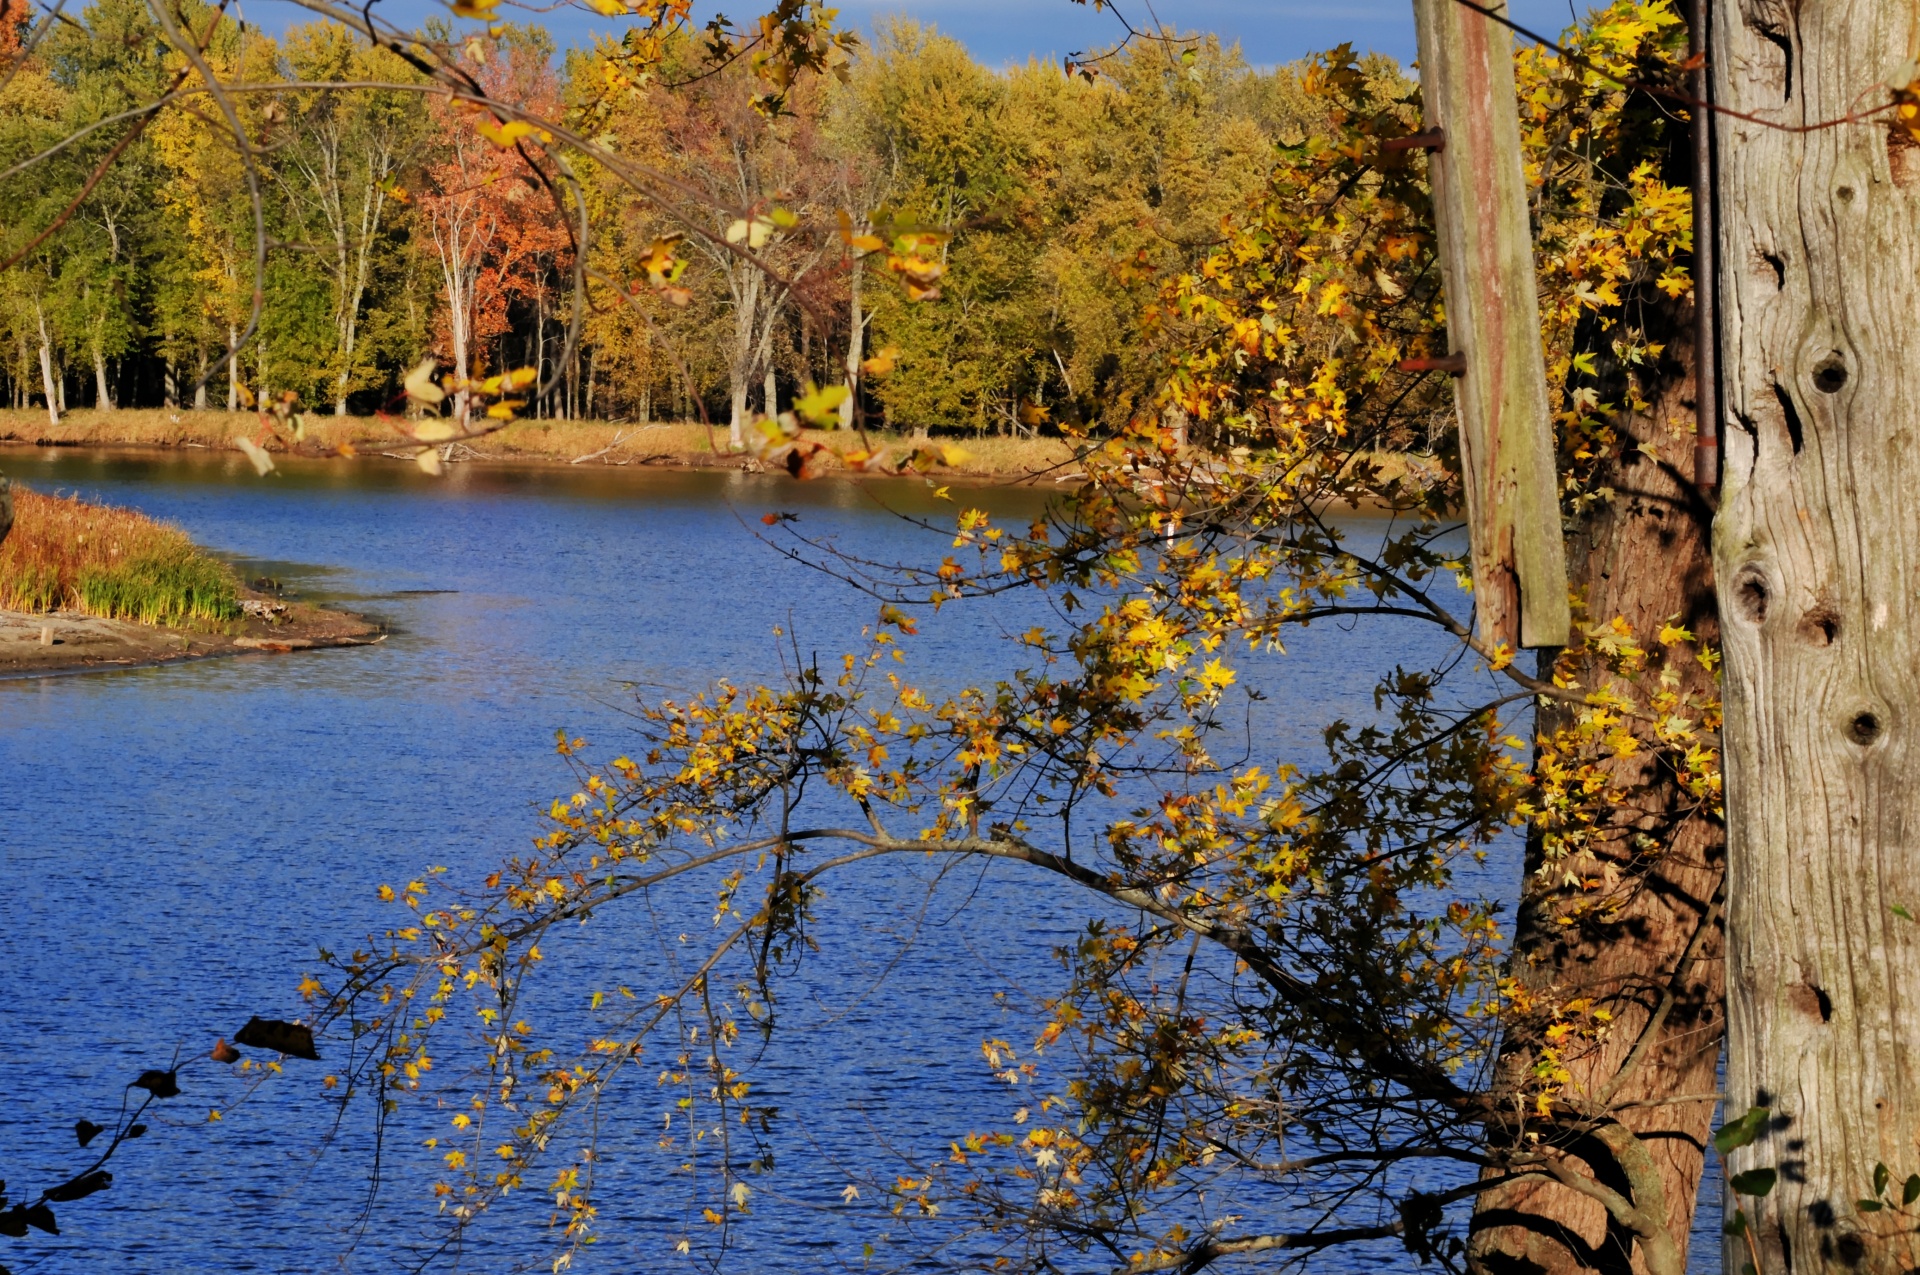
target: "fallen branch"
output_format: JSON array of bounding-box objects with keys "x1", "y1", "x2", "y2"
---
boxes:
[{"x1": 570, "y1": 429, "x2": 630, "y2": 464}]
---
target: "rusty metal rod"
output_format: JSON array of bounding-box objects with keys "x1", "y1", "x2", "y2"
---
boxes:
[
  {"x1": 1383, "y1": 128, "x2": 1448, "y2": 152},
  {"x1": 1398, "y1": 353, "x2": 1469, "y2": 376}
]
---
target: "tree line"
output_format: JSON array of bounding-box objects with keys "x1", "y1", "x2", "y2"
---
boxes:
[{"x1": 0, "y1": 1, "x2": 1376, "y2": 444}]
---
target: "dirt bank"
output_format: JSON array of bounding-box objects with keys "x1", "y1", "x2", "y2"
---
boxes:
[{"x1": 0, "y1": 594, "x2": 382, "y2": 677}]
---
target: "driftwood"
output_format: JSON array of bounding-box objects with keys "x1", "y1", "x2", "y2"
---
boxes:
[{"x1": 570, "y1": 429, "x2": 632, "y2": 464}]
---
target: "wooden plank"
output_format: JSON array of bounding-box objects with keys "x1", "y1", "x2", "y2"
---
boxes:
[{"x1": 1411, "y1": 0, "x2": 1570, "y2": 649}]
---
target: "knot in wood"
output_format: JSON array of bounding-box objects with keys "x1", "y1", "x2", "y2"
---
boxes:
[
  {"x1": 1812, "y1": 355, "x2": 1849, "y2": 394},
  {"x1": 1847, "y1": 710, "x2": 1882, "y2": 746}
]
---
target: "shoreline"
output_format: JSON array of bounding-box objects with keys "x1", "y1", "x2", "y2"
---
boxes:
[
  {"x1": 0, "y1": 592, "x2": 384, "y2": 678},
  {"x1": 0, "y1": 410, "x2": 1083, "y2": 484}
]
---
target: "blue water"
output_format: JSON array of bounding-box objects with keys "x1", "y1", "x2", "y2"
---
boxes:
[{"x1": 0, "y1": 448, "x2": 1719, "y2": 1273}]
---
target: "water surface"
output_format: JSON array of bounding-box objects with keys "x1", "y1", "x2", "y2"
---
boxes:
[{"x1": 0, "y1": 448, "x2": 1717, "y2": 1272}]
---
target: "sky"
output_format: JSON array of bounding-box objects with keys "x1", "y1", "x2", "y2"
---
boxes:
[{"x1": 242, "y1": 0, "x2": 1598, "y2": 71}]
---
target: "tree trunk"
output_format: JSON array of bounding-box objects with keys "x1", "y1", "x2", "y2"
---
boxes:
[
  {"x1": 764, "y1": 362, "x2": 777, "y2": 418},
  {"x1": 93, "y1": 343, "x2": 114, "y2": 411},
  {"x1": 1470, "y1": 311, "x2": 1724, "y2": 1275},
  {"x1": 228, "y1": 326, "x2": 239, "y2": 411},
  {"x1": 729, "y1": 381, "x2": 748, "y2": 450},
  {"x1": 33, "y1": 303, "x2": 57, "y2": 428},
  {"x1": 35, "y1": 301, "x2": 59, "y2": 429},
  {"x1": 1470, "y1": 42, "x2": 1728, "y2": 1267},
  {"x1": 1711, "y1": 3, "x2": 1920, "y2": 1271},
  {"x1": 841, "y1": 259, "x2": 863, "y2": 430}
]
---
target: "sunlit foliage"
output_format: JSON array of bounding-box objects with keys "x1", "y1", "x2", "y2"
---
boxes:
[{"x1": 267, "y1": 6, "x2": 1738, "y2": 1273}]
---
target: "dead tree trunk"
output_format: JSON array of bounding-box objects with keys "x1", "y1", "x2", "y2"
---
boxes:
[{"x1": 1712, "y1": 3, "x2": 1920, "y2": 1271}]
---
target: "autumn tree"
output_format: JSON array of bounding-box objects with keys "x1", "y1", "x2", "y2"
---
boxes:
[
  {"x1": 640, "y1": 49, "x2": 836, "y2": 446},
  {"x1": 417, "y1": 28, "x2": 569, "y2": 426},
  {"x1": 276, "y1": 15, "x2": 1759, "y2": 1275}
]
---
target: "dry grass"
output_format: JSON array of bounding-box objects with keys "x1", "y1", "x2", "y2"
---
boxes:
[
  {"x1": 0, "y1": 487, "x2": 239, "y2": 625},
  {"x1": 0, "y1": 409, "x2": 1081, "y2": 478}
]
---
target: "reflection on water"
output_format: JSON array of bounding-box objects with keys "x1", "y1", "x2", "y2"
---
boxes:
[{"x1": 0, "y1": 448, "x2": 1717, "y2": 1272}]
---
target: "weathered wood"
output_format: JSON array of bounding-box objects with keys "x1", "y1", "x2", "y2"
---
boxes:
[
  {"x1": 1689, "y1": 0, "x2": 1720, "y2": 490},
  {"x1": 1712, "y1": 0, "x2": 1920, "y2": 1268},
  {"x1": 1412, "y1": 0, "x2": 1570, "y2": 648}
]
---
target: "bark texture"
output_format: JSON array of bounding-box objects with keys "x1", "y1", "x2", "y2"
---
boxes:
[
  {"x1": 1711, "y1": 1, "x2": 1920, "y2": 1271},
  {"x1": 1472, "y1": 307, "x2": 1725, "y2": 1275}
]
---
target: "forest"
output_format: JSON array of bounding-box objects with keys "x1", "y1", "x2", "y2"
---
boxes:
[{"x1": 0, "y1": 2, "x2": 1373, "y2": 441}]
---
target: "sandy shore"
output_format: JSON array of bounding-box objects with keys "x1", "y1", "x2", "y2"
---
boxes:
[{"x1": 0, "y1": 596, "x2": 383, "y2": 677}]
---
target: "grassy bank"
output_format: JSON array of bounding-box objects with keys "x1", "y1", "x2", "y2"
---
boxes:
[
  {"x1": 0, "y1": 487, "x2": 240, "y2": 626},
  {"x1": 0, "y1": 408, "x2": 1082, "y2": 480}
]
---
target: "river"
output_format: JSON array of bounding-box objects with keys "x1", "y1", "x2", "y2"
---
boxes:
[{"x1": 0, "y1": 448, "x2": 1721, "y2": 1273}]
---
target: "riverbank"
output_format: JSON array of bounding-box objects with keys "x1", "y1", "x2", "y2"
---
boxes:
[
  {"x1": 0, "y1": 593, "x2": 382, "y2": 676},
  {"x1": 0, "y1": 409, "x2": 1082, "y2": 482},
  {"x1": 0, "y1": 481, "x2": 382, "y2": 675}
]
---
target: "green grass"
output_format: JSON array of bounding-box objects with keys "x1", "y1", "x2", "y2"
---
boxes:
[{"x1": 0, "y1": 487, "x2": 239, "y2": 626}]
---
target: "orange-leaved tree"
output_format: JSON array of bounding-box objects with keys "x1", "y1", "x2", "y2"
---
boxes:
[{"x1": 417, "y1": 29, "x2": 571, "y2": 428}]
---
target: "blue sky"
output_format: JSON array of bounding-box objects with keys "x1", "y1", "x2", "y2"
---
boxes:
[{"x1": 244, "y1": 0, "x2": 1594, "y2": 70}]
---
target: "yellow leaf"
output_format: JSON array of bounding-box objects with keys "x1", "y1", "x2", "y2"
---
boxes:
[
  {"x1": 793, "y1": 382, "x2": 849, "y2": 426},
  {"x1": 859, "y1": 345, "x2": 898, "y2": 378},
  {"x1": 413, "y1": 420, "x2": 460, "y2": 442},
  {"x1": 939, "y1": 444, "x2": 970, "y2": 467},
  {"x1": 404, "y1": 358, "x2": 445, "y2": 405},
  {"x1": 234, "y1": 436, "x2": 275, "y2": 476},
  {"x1": 582, "y1": 0, "x2": 626, "y2": 12},
  {"x1": 726, "y1": 216, "x2": 774, "y2": 249},
  {"x1": 417, "y1": 447, "x2": 444, "y2": 476},
  {"x1": 477, "y1": 119, "x2": 537, "y2": 149}
]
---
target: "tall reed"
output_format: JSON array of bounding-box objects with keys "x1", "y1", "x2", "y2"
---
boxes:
[{"x1": 0, "y1": 487, "x2": 239, "y2": 625}]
